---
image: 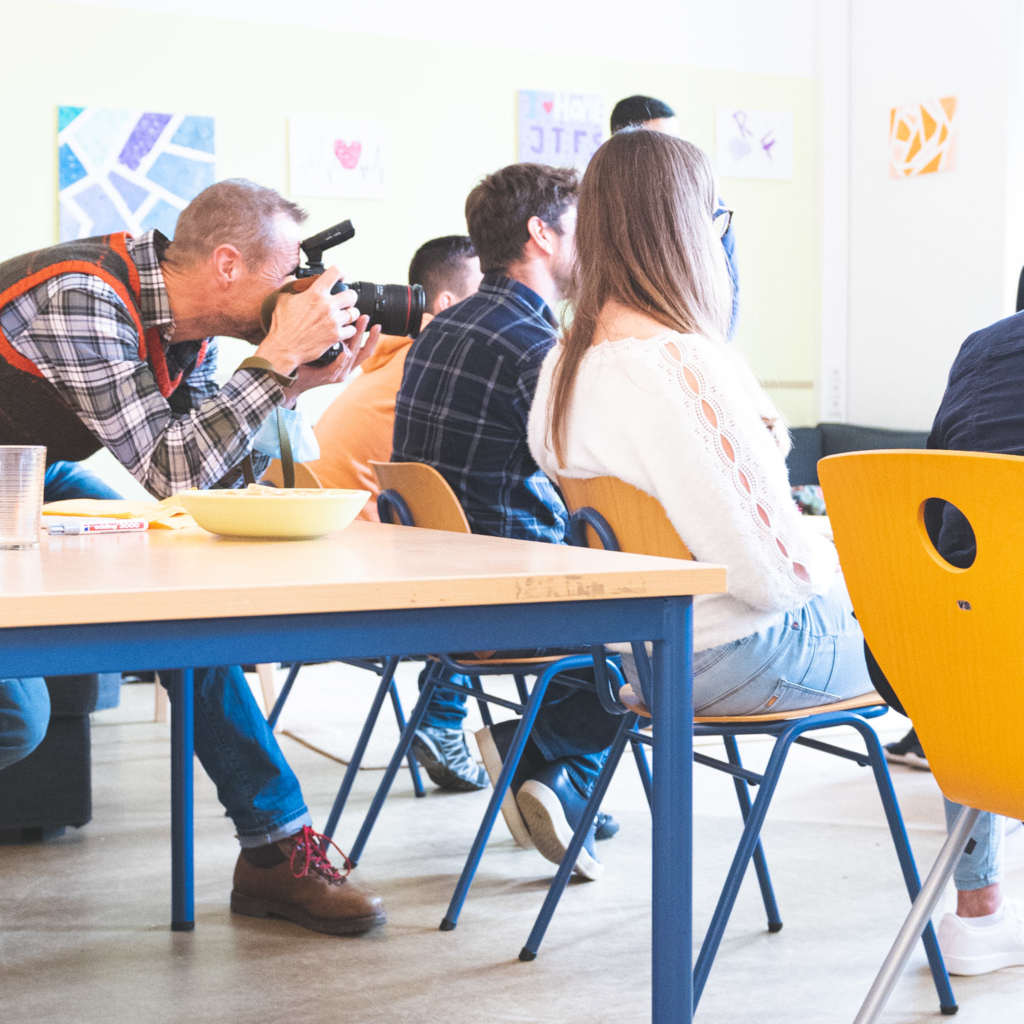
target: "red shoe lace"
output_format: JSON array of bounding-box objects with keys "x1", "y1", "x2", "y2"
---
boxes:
[{"x1": 288, "y1": 825, "x2": 353, "y2": 882}]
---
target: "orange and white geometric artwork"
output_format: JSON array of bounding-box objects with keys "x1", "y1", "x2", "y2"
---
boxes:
[{"x1": 889, "y1": 96, "x2": 958, "y2": 178}]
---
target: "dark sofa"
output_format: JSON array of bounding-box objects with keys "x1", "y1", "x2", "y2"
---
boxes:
[
  {"x1": 786, "y1": 422, "x2": 930, "y2": 488},
  {"x1": 0, "y1": 673, "x2": 121, "y2": 841}
]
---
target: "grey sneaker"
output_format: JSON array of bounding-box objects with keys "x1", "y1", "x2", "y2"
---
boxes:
[{"x1": 412, "y1": 727, "x2": 488, "y2": 792}]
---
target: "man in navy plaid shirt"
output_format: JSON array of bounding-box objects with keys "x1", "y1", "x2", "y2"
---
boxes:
[{"x1": 393, "y1": 164, "x2": 621, "y2": 878}]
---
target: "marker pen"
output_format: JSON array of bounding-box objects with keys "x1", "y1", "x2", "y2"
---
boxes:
[{"x1": 47, "y1": 519, "x2": 149, "y2": 536}]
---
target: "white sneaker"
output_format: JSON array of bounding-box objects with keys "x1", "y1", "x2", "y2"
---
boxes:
[{"x1": 937, "y1": 897, "x2": 1024, "y2": 975}]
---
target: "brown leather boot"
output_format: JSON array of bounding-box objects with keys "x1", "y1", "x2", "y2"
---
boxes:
[{"x1": 231, "y1": 826, "x2": 385, "y2": 935}]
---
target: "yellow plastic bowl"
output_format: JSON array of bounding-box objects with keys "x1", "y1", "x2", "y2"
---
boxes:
[{"x1": 179, "y1": 487, "x2": 371, "y2": 540}]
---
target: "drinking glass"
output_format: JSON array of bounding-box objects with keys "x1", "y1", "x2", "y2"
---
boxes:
[{"x1": 0, "y1": 446, "x2": 46, "y2": 550}]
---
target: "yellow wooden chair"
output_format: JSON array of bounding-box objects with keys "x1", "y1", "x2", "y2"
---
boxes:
[
  {"x1": 820, "y1": 449, "x2": 1024, "y2": 1022},
  {"x1": 260, "y1": 458, "x2": 322, "y2": 489},
  {"x1": 521, "y1": 475, "x2": 956, "y2": 1015}
]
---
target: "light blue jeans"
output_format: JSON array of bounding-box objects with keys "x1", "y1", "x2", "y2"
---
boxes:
[
  {"x1": 690, "y1": 578, "x2": 872, "y2": 717},
  {"x1": 944, "y1": 801, "x2": 1003, "y2": 891}
]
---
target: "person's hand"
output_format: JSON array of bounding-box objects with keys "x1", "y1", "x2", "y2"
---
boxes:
[
  {"x1": 254, "y1": 266, "x2": 360, "y2": 376},
  {"x1": 279, "y1": 317, "x2": 382, "y2": 404}
]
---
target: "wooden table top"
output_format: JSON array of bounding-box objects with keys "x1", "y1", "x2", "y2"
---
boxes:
[{"x1": 0, "y1": 521, "x2": 727, "y2": 628}]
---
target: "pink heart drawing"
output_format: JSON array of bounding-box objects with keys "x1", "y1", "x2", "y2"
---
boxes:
[
  {"x1": 542, "y1": 101, "x2": 554, "y2": 114},
  {"x1": 334, "y1": 139, "x2": 362, "y2": 170}
]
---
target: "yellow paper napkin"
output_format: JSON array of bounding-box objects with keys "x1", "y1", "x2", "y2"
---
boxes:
[{"x1": 42, "y1": 497, "x2": 196, "y2": 530}]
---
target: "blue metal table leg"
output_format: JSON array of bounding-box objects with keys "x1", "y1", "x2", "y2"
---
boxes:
[
  {"x1": 323, "y1": 656, "x2": 402, "y2": 840},
  {"x1": 471, "y1": 675, "x2": 494, "y2": 728},
  {"x1": 169, "y1": 668, "x2": 194, "y2": 932},
  {"x1": 651, "y1": 596, "x2": 694, "y2": 1024},
  {"x1": 389, "y1": 678, "x2": 426, "y2": 798},
  {"x1": 849, "y1": 719, "x2": 958, "y2": 1014},
  {"x1": 722, "y1": 734, "x2": 783, "y2": 933}
]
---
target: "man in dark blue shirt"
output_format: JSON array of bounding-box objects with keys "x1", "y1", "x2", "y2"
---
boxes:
[
  {"x1": 918, "y1": 311, "x2": 1024, "y2": 974},
  {"x1": 610, "y1": 95, "x2": 740, "y2": 339},
  {"x1": 393, "y1": 163, "x2": 620, "y2": 878}
]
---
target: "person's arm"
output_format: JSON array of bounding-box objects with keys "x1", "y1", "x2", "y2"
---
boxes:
[
  {"x1": 718, "y1": 197, "x2": 740, "y2": 340},
  {"x1": 13, "y1": 276, "x2": 283, "y2": 498}
]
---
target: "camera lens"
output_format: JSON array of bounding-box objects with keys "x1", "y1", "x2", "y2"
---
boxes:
[
  {"x1": 307, "y1": 281, "x2": 427, "y2": 367},
  {"x1": 332, "y1": 281, "x2": 426, "y2": 338}
]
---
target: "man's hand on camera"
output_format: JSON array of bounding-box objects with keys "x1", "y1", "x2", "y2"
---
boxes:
[
  {"x1": 255, "y1": 266, "x2": 359, "y2": 376},
  {"x1": 280, "y1": 316, "x2": 382, "y2": 405}
]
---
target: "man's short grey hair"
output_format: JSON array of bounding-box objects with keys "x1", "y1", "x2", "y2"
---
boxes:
[{"x1": 166, "y1": 178, "x2": 307, "y2": 268}]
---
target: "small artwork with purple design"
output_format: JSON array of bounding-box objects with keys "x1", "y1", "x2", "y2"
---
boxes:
[
  {"x1": 715, "y1": 108, "x2": 793, "y2": 181},
  {"x1": 58, "y1": 106, "x2": 216, "y2": 241}
]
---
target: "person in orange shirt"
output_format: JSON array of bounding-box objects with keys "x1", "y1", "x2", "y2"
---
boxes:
[{"x1": 308, "y1": 236, "x2": 482, "y2": 519}]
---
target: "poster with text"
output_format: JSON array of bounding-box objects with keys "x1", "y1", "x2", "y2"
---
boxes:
[
  {"x1": 518, "y1": 91, "x2": 604, "y2": 172},
  {"x1": 716, "y1": 108, "x2": 793, "y2": 180},
  {"x1": 58, "y1": 106, "x2": 216, "y2": 241},
  {"x1": 289, "y1": 117, "x2": 386, "y2": 199}
]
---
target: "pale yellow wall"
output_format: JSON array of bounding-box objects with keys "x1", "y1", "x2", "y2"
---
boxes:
[{"x1": 1, "y1": 1, "x2": 820, "y2": 425}]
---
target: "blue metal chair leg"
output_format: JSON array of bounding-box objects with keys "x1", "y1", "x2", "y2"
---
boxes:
[
  {"x1": 266, "y1": 660, "x2": 303, "y2": 730},
  {"x1": 693, "y1": 724, "x2": 800, "y2": 1007},
  {"x1": 439, "y1": 659, "x2": 569, "y2": 931},
  {"x1": 471, "y1": 675, "x2": 494, "y2": 728},
  {"x1": 722, "y1": 734, "x2": 783, "y2": 933},
  {"x1": 322, "y1": 656, "x2": 402, "y2": 841},
  {"x1": 348, "y1": 672, "x2": 438, "y2": 865},
  {"x1": 514, "y1": 674, "x2": 530, "y2": 704},
  {"x1": 519, "y1": 714, "x2": 635, "y2": 960},
  {"x1": 166, "y1": 669, "x2": 195, "y2": 932},
  {"x1": 847, "y1": 718, "x2": 958, "y2": 1015},
  {"x1": 632, "y1": 734, "x2": 653, "y2": 808},
  {"x1": 389, "y1": 678, "x2": 426, "y2": 798}
]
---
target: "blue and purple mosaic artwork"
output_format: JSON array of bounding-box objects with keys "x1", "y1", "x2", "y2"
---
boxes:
[{"x1": 58, "y1": 107, "x2": 215, "y2": 242}]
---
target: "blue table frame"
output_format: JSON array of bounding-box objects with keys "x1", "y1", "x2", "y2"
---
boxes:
[{"x1": 0, "y1": 594, "x2": 694, "y2": 1023}]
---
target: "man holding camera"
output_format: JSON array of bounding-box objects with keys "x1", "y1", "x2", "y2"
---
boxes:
[{"x1": 0, "y1": 179, "x2": 385, "y2": 934}]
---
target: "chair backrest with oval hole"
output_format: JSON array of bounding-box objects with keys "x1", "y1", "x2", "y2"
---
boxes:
[
  {"x1": 370, "y1": 461, "x2": 471, "y2": 535},
  {"x1": 261, "y1": 459, "x2": 323, "y2": 489},
  {"x1": 557, "y1": 476, "x2": 693, "y2": 561},
  {"x1": 819, "y1": 449, "x2": 1024, "y2": 821}
]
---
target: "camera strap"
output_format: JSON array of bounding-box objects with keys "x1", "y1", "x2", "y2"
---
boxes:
[{"x1": 239, "y1": 409, "x2": 296, "y2": 488}]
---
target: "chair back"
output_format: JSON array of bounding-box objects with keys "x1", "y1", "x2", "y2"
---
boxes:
[
  {"x1": 261, "y1": 459, "x2": 322, "y2": 489},
  {"x1": 371, "y1": 461, "x2": 471, "y2": 534},
  {"x1": 819, "y1": 449, "x2": 1024, "y2": 820},
  {"x1": 558, "y1": 476, "x2": 693, "y2": 560}
]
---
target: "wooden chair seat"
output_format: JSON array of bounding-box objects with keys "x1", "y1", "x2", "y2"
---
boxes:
[{"x1": 620, "y1": 684, "x2": 885, "y2": 723}]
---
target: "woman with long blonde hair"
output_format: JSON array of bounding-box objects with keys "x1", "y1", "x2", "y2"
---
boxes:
[{"x1": 528, "y1": 128, "x2": 873, "y2": 715}]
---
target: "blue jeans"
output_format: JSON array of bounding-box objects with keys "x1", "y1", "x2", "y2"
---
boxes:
[
  {"x1": 944, "y1": 801, "x2": 1004, "y2": 891},
  {"x1": 417, "y1": 657, "x2": 619, "y2": 797},
  {"x1": 689, "y1": 579, "x2": 872, "y2": 716},
  {"x1": 0, "y1": 677, "x2": 50, "y2": 771},
  {"x1": 0, "y1": 461, "x2": 312, "y2": 846}
]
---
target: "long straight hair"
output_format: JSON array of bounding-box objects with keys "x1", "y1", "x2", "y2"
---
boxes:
[{"x1": 548, "y1": 129, "x2": 732, "y2": 464}]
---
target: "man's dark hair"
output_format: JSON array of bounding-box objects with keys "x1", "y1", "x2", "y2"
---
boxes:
[
  {"x1": 408, "y1": 235, "x2": 476, "y2": 308},
  {"x1": 610, "y1": 95, "x2": 676, "y2": 134},
  {"x1": 464, "y1": 163, "x2": 579, "y2": 275}
]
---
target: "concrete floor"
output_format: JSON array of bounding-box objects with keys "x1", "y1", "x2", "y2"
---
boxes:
[{"x1": 1, "y1": 671, "x2": 1022, "y2": 1024}]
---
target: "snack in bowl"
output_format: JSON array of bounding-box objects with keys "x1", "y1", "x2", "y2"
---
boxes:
[{"x1": 178, "y1": 485, "x2": 370, "y2": 539}]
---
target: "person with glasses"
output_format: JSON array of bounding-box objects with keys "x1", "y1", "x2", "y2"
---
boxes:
[
  {"x1": 529, "y1": 127, "x2": 874, "y2": 733},
  {"x1": 611, "y1": 95, "x2": 740, "y2": 340}
]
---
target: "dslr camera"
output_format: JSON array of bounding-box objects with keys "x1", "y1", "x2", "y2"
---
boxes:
[{"x1": 260, "y1": 220, "x2": 426, "y2": 367}]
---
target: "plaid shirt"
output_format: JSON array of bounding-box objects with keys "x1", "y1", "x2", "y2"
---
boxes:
[
  {"x1": 392, "y1": 274, "x2": 567, "y2": 543},
  {"x1": 0, "y1": 230, "x2": 276, "y2": 497}
]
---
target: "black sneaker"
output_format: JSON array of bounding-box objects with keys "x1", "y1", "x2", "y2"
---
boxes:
[
  {"x1": 884, "y1": 728, "x2": 930, "y2": 771},
  {"x1": 411, "y1": 727, "x2": 488, "y2": 792}
]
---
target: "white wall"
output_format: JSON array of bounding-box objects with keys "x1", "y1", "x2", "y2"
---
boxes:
[
  {"x1": 56, "y1": 0, "x2": 818, "y2": 77},
  {"x1": 843, "y1": 0, "x2": 1024, "y2": 430}
]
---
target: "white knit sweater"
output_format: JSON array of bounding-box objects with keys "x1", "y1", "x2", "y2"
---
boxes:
[{"x1": 528, "y1": 331, "x2": 840, "y2": 652}]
